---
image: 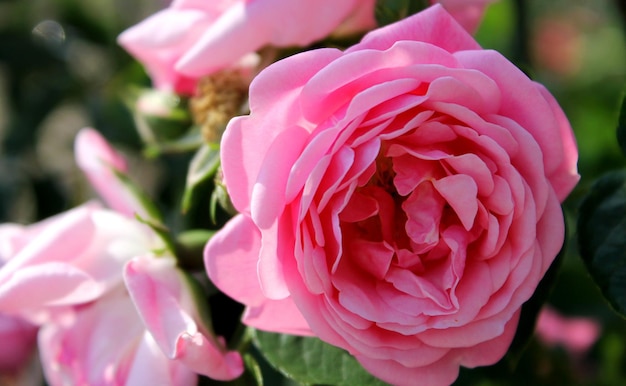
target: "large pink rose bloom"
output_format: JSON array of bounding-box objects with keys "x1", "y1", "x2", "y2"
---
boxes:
[
  {"x1": 205, "y1": 5, "x2": 579, "y2": 385},
  {"x1": 117, "y1": 0, "x2": 376, "y2": 94}
]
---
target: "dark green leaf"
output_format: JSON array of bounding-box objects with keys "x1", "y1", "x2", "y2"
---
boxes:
[
  {"x1": 616, "y1": 94, "x2": 626, "y2": 157},
  {"x1": 111, "y1": 168, "x2": 164, "y2": 223},
  {"x1": 181, "y1": 143, "x2": 221, "y2": 214},
  {"x1": 252, "y1": 330, "x2": 388, "y2": 386},
  {"x1": 578, "y1": 170, "x2": 626, "y2": 318}
]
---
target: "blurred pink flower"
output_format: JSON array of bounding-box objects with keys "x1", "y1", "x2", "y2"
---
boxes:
[
  {"x1": 124, "y1": 255, "x2": 244, "y2": 381},
  {"x1": 434, "y1": 0, "x2": 498, "y2": 33},
  {"x1": 39, "y1": 256, "x2": 244, "y2": 386},
  {"x1": 536, "y1": 306, "x2": 600, "y2": 354},
  {"x1": 0, "y1": 129, "x2": 243, "y2": 385},
  {"x1": 0, "y1": 314, "x2": 37, "y2": 374},
  {"x1": 38, "y1": 287, "x2": 197, "y2": 386},
  {"x1": 117, "y1": 0, "x2": 377, "y2": 94},
  {"x1": 205, "y1": 5, "x2": 579, "y2": 385},
  {"x1": 0, "y1": 203, "x2": 158, "y2": 323},
  {"x1": 531, "y1": 16, "x2": 584, "y2": 77},
  {"x1": 75, "y1": 128, "x2": 150, "y2": 219},
  {"x1": 0, "y1": 225, "x2": 38, "y2": 378}
]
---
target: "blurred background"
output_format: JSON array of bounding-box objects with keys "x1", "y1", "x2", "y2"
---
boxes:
[{"x1": 0, "y1": 0, "x2": 625, "y2": 385}]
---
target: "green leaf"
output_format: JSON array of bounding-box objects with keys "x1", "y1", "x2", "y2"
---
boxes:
[
  {"x1": 616, "y1": 94, "x2": 626, "y2": 157},
  {"x1": 143, "y1": 128, "x2": 204, "y2": 158},
  {"x1": 210, "y1": 175, "x2": 237, "y2": 223},
  {"x1": 375, "y1": 0, "x2": 429, "y2": 27},
  {"x1": 252, "y1": 330, "x2": 388, "y2": 386},
  {"x1": 578, "y1": 169, "x2": 626, "y2": 318},
  {"x1": 134, "y1": 214, "x2": 176, "y2": 257},
  {"x1": 181, "y1": 143, "x2": 221, "y2": 214},
  {"x1": 111, "y1": 168, "x2": 164, "y2": 223}
]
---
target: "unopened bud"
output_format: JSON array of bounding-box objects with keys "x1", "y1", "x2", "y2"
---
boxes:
[{"x1": 133, "y1": 89, "x2": 192, "y2": 144}]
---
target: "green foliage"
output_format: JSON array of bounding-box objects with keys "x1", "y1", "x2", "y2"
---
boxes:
[
  {"x1": 578, "y1": 95, "x2": 626, "y2": 319},
  {"x1": 252, "y1": 329, "x2": 388, "y2": 386},
  {"x1": 616, "y1": 93, "x2": 626, "y2": 156},
  {"x1": 182, "y1": 143, "x2": 221, "y2": 214},
  {"x1": 578, "y1": 169, "x2": 626, "y2": 318}
]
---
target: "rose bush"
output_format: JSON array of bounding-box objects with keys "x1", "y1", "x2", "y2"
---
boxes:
[
  {"x1": 118, "y1": 0, "x2": 376, "y2": 94},
  {"x1": 205, "y1": 5, "x2": 579, "y2": 385}
]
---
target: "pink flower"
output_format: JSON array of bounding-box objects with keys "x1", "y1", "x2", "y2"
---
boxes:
[
  {"x1": 38, "y1": 255, "x2": 244, "y2": 386},
  {"x1": 117, "y1": 0, "x2": 377, "y2": 94},
  {"x1": 535, "y1": 306, "x2": 600, "y2": 355},
  {"x1": 0, "y1": 130, "x2": 243, "y2": 385},
  {"x1": 205, "y1": 5, "x2": 579, "y2": 386},
  {"x1": 38, "y1": 287, "x2": 197, "y2": 386},
  {"x1": 124, "y1": 255, "x2": 244, "y2": 381},
  {"x1": 0, "y1": 204, "x2": 157, "y2": 323},
  {"x1": 74, "y1": 128, "x2": 149, "y2": 219},
  {"x1": 434, "y1": 0, "x2": 498, "y2": 33},
  {"x1": 0, "y1": 225, "x2": 38, "y2": 376},
  {"x1": 0, "y1": 314, "x2": 37, "y2": 374}
]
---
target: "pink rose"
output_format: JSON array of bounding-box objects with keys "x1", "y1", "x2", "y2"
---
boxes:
[
  {"x1": 205, "y1": 5, "x2": 579, "y2": 386},
  {"x1": 434, "y1": 0, "x2": 498, "y2": 33},
  {"x1": 117, "y1": 0, "x2": 376, "y2": 94}
]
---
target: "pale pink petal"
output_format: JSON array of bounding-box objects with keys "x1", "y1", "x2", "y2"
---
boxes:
[
  {"x1": 38, "y1": 290, "x2": 145, "y2": 386},
  {"x1": 242, "y1": 297, "x2": 313, "y2": 336},
  {"x1": 176, "y1": 0, "x2": 375, "y2": 76},
  {"x1": 125, "y1": 332, "x2": 197, "y2": 386},
  {"x1": 75, "y1": 127, "x2": 149, "y2": 219},
  {"x1": 124, "y1": 255, "x2": 244, "y2": 381},
  {"x1": 204, "y1": 215, "x2": 265, "y2": 306},
  {"x1": 117, "y1": 8, "x2": 214, "y2": 94},
  {"x1": 0, "y1": 263, "x2": 103, "y2": 312}
]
